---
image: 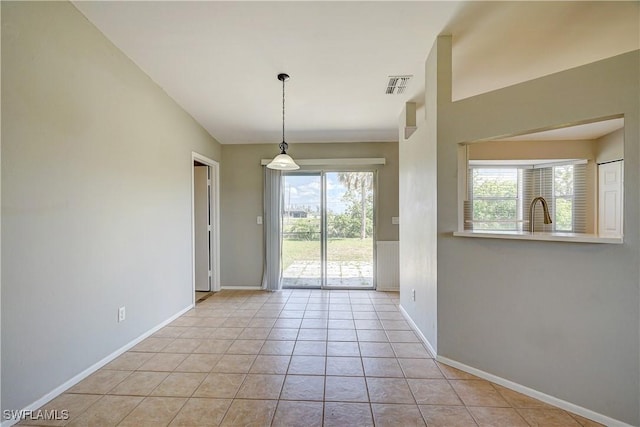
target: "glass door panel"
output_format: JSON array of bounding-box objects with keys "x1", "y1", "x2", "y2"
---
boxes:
[
  {"x1": 325, "y1": 172, "x2": 375, "y2": 288},
  {"x1": 281, "y1": 173, "x2": 322, "y2": 288}
]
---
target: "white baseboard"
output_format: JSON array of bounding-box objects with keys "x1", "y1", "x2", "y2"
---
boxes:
[
  {"x1": 398, "y1": 304, "x2": 630, "y2": 427},
  {"x1": 1, "y1": 304, "x2": 194, "y2": 427},
  {"x1": 436, "y1": 356, "x2": 632, "y2": 427},
  {"x1": 398, "y1": 304, "x2": 437, "y2": 357},
  {"x1": 220, "y1": 286, "x2": 263, "y2": 290},
  {"x1": 376, "y1": 286, "x2": 399, "y2": 292}
]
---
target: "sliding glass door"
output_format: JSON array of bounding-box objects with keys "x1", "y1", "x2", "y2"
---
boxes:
[
  {"x1": 281, "y1": 171, "x2": 375, "y2": 289},
  {"x1": 325, "y1": 172, "x2": 374, "y2": 287},
  {"x1": 281, "y1": 173, "x2": 322, "y2": 288}
]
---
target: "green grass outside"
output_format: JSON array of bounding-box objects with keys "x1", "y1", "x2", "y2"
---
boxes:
[{"x1": 282, "y1": 237, "x2": 373, "y2": 271}]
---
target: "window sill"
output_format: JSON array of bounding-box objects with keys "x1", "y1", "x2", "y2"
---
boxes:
[{"x1": 453, "y1": 230, "x2": 623, "y2": 244}]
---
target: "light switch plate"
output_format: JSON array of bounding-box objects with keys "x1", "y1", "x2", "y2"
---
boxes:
[
  {"x1": 257, "y1": 216, "x2": 263, "y2": 225},
  {"x1": 392, "y1": 217, "x2": 400, "y2": 225}
]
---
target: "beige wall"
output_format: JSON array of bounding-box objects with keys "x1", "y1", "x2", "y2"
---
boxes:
[
  {"x1": 467, "y1": 139, "x2": 596, "y2": 160},
  {"x1": 400, "y1": 35, "x2": 639, "y2": 425},
  {"x1": 2, "y1": 2, "x2": 221, "y2": 413},
  {"x1": 397, "y1": 33, "x2": 442, "y2": 351},
  {"x1": 398, "y1": 41, "x2": 439, "y2": 349},
  {"x1": 596, "y1": 127, "x2": 624, "y2": 164},
  {"x1": 468, "y1": 125, "x2": 625, "y2": 167},
  {"x1": 439, "y1": 38, "x2": 638, "y2": 424},
  {"x1": 221, "y1": 142, "x2": 399, "y2": 287}
]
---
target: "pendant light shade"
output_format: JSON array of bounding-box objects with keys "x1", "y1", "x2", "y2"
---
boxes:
[
  {"x1": 267, "y1": 73, "x2": 299, "y2": 171},
  {"x1": 268, "y1": 152, "x2": 299, "y2": 170}
]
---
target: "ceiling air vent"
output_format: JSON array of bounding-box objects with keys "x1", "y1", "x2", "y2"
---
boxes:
[{"x1": 386, "y1": 75, "x2": 412, "y2": 95}]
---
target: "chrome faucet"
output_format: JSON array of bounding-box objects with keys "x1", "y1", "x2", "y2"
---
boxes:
[{"x1": 529, "y1": 197, "x2": 552, "y2": 232}]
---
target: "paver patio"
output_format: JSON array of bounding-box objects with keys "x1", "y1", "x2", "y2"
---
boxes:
[{"x1": 282, "y1": 260, "x2": 373, "y2": 288}]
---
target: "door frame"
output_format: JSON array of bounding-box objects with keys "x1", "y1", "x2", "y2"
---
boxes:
[
  {"x1": 597, "y1": 159, "x2": 624, "y2": 238},
  {"x1": 191, "y1": 152, "x2": 220, "y2": 304},
  {"x1": 282, "y1": 169, "x2": 377, "y2": 290}
]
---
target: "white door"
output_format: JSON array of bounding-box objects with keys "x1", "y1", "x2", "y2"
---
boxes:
[
  {"x1": 194, "y1": 165, "x2": 211, "y2": 291},
  {"x1": 598, "y1": 160, "x2": 623, "y2": 237}
]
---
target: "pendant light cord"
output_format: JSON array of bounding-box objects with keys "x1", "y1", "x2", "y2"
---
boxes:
[
  {"x1": 280, "y1": 76, "x2": 287, "y2": 154},
  {"x1": 267, "y1": 73, "x2": 298, "y2": 170}
]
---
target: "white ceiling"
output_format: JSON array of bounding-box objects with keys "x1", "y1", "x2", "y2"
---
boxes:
[{"x1": 73, "y1": 1, "x2": 639, "y2": 145}]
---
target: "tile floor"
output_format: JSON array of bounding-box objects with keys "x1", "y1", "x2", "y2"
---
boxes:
[{"x1": 23, "y1": 290, "x2": 603, "y2": 426}]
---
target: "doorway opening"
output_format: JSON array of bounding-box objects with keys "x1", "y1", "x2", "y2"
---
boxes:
[
  {"x1": 192, "y1": 153, "x2": 220, "y2": 304},
  {"x1": 281, "y1": 171, "x2": 375, "y2": 289}
]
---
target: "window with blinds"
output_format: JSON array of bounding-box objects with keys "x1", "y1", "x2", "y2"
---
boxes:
[
  {"x1": 468, "y1": 168, "x2": 522, "y2": 231},
  {"x1": 467, "y1": 160, "x2": 588, "y2": 233}
]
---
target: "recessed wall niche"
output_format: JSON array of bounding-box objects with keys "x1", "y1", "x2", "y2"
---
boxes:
[{"x1": 456, "y1": 116, "x2": 624, "y2": 242}]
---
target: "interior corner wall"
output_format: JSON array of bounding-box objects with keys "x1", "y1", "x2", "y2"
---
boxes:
[
  {"x1": 1, "y1": 1, "x2": 221, "y2": 413},
  {"x1": 220, "y1": 142, "x2": 399, "y2": 288},
  {"x1": 398, "y1": 42, "x2": 439, "y2": 352},
  {"x1": 436, "y1": 38, "x2": 640, "y2": 426}
]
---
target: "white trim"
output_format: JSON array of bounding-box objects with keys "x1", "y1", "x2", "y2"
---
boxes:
[
  {"x1": 399, "y1": 302, "x2": 630, "y2": 427},
  {"x1": 221, "y1": 286, "x2": 263, "y2": 291},
  {"x1": 1, "y1": 304, "x2": 193, "y2": 427},
  {"x1": 210, "y1": 160, "x2": 221, "y2": 292},
  {"x1": 468, "y1": 159, "x2": 587, "y2": 168},
  {"x1": 399, "y1": 304, "x2": 437, "y2": 358},
  {"x1": 191, "y1": 152, "x2": 221, "y2": 307},
  {"x1": 436, "y1": 356, "x2": 633, "y2": 427},
  {"x1": 260, "y1": 157, "x2": 385, "y2": 166},
  {"x1": 453, "y1": 230, "x2": 623, "y2": 244}
]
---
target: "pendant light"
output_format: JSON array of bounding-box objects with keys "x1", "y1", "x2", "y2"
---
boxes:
[{"x1": 267, "y1": 73, "x2": 300, "y2": 170}]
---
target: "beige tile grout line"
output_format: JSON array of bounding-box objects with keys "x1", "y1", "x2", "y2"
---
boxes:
[{"x1": 50, "y1": 290, "x2": 522, "y2": 427}]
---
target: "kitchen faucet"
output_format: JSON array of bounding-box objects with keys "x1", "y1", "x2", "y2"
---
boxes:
[{"x1": 529, "y1": 197, "x2": 552, "y2": 232}]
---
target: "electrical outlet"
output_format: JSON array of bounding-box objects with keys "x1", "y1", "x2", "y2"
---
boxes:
[
  {"x1": 412, "y1": 289, "x2": 416, "y2": 301},
  {"x1": 118, "y1": 306, "x2": 126, "y2": 322},
  {"x1": 257, "y1": 216, "x2": 263, "y2": 225}
]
